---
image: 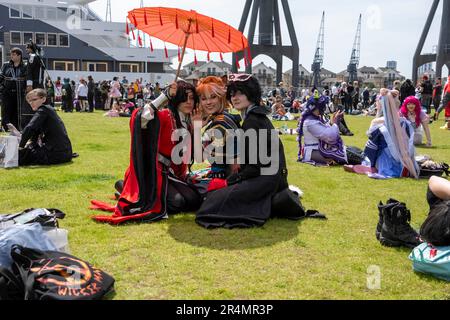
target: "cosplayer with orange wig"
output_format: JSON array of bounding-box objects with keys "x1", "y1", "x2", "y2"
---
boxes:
[{"x1": 189, "y1": 76, "x2": 241, "y2": 194}]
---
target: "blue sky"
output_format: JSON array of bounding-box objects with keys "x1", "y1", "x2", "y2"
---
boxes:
[{"x1": 89, "y1": 0, "x2": 447, "y2": 78}]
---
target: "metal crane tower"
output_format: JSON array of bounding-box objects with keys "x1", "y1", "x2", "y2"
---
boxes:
[
  {"x1": 413, "y1": 0, "x2": 450, "y2": 83},
  {"x1": 105, "y1": 0, "x2": 112, "y2": 22},
  {"x1": 347, "y1": 14, "x2": 362, "y2": 83},
  {"x1": 232, "y1": 0, "x2": 300, "y2": 87},
  {"x1": 311, "y1": 11, "x2": 325, "y2": 88}
]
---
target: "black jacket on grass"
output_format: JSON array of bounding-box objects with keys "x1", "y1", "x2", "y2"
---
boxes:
[{"x1": 19, "y1": 104, "x2": 73, "y2": 166}]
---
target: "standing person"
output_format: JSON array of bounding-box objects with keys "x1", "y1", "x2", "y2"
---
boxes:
[
  {"x1": 432, "y1": 78, "x2": 443, "y2": 120},
  {"x1": 436, "y1": 76, "x2": 450, "y2": 130},
  {"x1": 400, "y1": 79, "x2": 416, "y2": 104},
  {"x1": 25, "y1": 43, "x2": 45, "y2": 91},
  {"x1": 195, "y1": 74, "x2": 311, "y2": 229},
  {"x1": 19, "y1": 89, "x2": 73, "y2": 166},
  {"x1": 420, "y1": 75, "x2": 434, "y2": 114},
  {"x1": 0, "y1": 48, "x2": 27, "y2": 131},
  {"x1": 54, "y1": 78, "x2": 63, "y2": 110},
  {"x1": 61, "y1": 78, "x2": 74, "y2": 113},
  {"x1": 46, "y1": 77, "x2": 55, "y2": 109},
  {"x1": 393, "y1": 80, "x2": 401, "y2": 92},
  {"x1": 331, "y1": 82, "x2": 340, "y2": 106},
  {"x1": 346, "y1": 82, "x2": 355, "y2": 114},
  {"x1": 363, "y1": 87, "x2": 370, "y2": 109},
  {"x1": 352, "y1": 81, "x2": 360, "y2": 111},
  {"x1": 108, "y1": 77, "x2": 121, "y2": 110},
  {"x1": 76, "y1": 79, "x2": 88, "y2": 112},
  {"x1": 87, "y1": 76, "x2": 95, "y2": 113},
  {"x1": 153, "y1": 82, "x2": 161, "y2": 98}
]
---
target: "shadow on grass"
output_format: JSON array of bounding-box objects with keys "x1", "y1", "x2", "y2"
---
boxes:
[{"x1": 167, "y1": 215, "x2": 302, "y2": 250}]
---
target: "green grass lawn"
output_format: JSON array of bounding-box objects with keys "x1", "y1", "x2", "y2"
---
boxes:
[{"x1": 1, "y1": 112, "x2": 449, "y2": 300}]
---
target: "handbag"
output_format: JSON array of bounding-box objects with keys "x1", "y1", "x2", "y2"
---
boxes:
[
  {"x1": 0, "y1": 135, "x2": 20, "y2": 168},
  {"x1": 409, "y1": 243, "x2": 450, "y2": 282}
]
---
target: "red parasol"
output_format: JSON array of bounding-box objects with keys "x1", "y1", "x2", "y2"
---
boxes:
[{"x1": 126, "y1": 7, "x2": 251, "y2": 80}]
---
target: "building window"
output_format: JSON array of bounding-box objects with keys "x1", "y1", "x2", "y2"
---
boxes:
[
  {"x1": 47, "y1": 8, "x2": 57, "y2": 20},
  {"x1": 120, "y1": 63, "x2": 139, "y2": 73},
  {"x1": 59, "y1": 34, "x2": 69, "y2": 47},
  {"x1": 22, "y1": 5, "x2": 33, "y2": 19},
  {"x1": 35, "y1": 7, "x2": 46, "y2": 19},
  {"x1": 87, "y1": 62, "x2": 108, "y2": 72},
  {"x1": 23, "y1": 32, "x2": 34, "y2": 45},
  {"x1": 9, "y1": 5, "x2": 21, "y2": 18},
  {"x1": 47, "y1": 34, "x2": 57, "y2": 47},
  {"x1": 54, "y1": 61, "x2": 75, "y2": 71},
  {"x1": 10, "y1": 32, "x2": 22, "y2": 45},
  {"x1": 35, "y1": 33, "x2": 46, "y2": 46}
]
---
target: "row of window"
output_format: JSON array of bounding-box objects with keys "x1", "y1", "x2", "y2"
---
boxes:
[
  {"x1": 52, "y1": 61, "x2": 140, "y2": 73},
  {"x1": 8, "y1": 4, "x2": 90, "y2": 21},
  {"x1": 10, "y1": 32, "x2": 69, "y2": 48}
]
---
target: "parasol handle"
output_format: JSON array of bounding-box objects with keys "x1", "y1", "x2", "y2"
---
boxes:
[
  {"x1": 175, "y1": 32, "x2": 190, "y2": 82},
  {"x1": 175, "y1": 20, "x2": 193, "y2": 82}
]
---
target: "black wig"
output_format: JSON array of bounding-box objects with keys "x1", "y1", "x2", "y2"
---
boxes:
[
  {"x1": 420, "y1": 201, "x2": 450, "y2": 247},
  {"x1": 226, "y1": 76, "x2": 262, "y2": 106},
  {"x1": 168, "y1": 81, "x2": 199, "y2": 129}
]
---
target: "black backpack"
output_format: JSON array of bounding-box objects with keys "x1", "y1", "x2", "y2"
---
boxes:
[{"x1": 0, "y1": 245, "x2": 115, "y2": 300}]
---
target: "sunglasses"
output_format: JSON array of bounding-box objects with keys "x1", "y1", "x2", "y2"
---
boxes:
[{"x1": 228, "y1": 73, "x2": 253, "y2": 82}]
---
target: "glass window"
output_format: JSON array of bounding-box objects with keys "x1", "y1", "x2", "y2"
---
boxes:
[
  {"x1": 10, "y1": 32, "x2": 22, "y2": 45},
  {"x1": 54, "y1": 62, "x2": 66, "y2": 71},
  {"x1": 59, "y1": 34, "x2": 69, "y2": 47},
  {"x1": 47, "y1": 8, "x2": 57, "y2": 20},
  {"x1": 96, "y1": 63, "x2": 107, "y2": 72},
  {"x1": 132, "y1": 65, "x2": 139, "y2": 73},
  {"x1": 36, "y1": 33, "x2": 46, "y2": 46},
  {"x1": 9, "y1": 5, "x2": 21, "y2": 18},
  {"x1": 88, "y1": 63, "x2": 96, "y2": 72},
  {"x1": 121, "y1": 64, "x2": 131, "y2": 73},
  {"x1": 22, "y1": 5, "x2": 33, "y2": 19},
  {"x1": 23, "y1": 32, "x2": 34, "y2": 45},
  {"x1": 35, "y1": 7, "x2": 46, "y2": 19},
  {"x1": 47, "y1": 34, "x2": 57, "y2": 46},
  {"x1": 54, "y1": 62, "x2": 75, "y2": 71}
]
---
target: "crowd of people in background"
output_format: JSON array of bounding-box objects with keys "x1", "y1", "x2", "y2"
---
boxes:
[
  {"x1": 43, "y1": 75, "x2": 166, "y2": 118},
  {"x1": 263, "y1": 75, "x2": 449, "y2": 131}
]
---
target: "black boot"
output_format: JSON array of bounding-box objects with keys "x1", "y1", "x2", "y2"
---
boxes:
[
  {"x1": 379, "y1": 200, "x2": 421, "y2": 248},
  {"x1": 376, "y1": 199, "x2": 398, "y2": 240}
]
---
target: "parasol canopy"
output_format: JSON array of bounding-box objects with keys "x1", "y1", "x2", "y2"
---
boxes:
[{"x1": 126, "y1": 7, "x2": 251, "y2": 78}]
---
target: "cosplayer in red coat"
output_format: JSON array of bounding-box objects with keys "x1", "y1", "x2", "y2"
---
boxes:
[{"x1": 91, "y1": 82, "x2": 201, "y2": 224}]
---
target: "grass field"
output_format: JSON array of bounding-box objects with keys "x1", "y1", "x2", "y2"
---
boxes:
[{"x1": 1, "y1": 111, "x2": 449, "y2": 300}]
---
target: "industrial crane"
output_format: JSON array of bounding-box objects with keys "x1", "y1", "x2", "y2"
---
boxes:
[
  {"x1": 105, "y1": 0, "x2": 112, "y2": 22},
  {"x1": 347, "y1": 14, "x2": 362, "y2": 83},
  {"x1": 311, "y1": 11, "x2": 325, "y2": 88}
]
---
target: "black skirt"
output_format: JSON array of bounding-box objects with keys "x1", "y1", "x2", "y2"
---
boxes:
[{"x1": 195, "y1": 174, "x2": 282, "y2": 229}]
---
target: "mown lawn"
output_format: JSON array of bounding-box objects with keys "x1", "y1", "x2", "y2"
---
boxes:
[{"x1": 1, "y1": 111, "x2": 449, "y2": 300}]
